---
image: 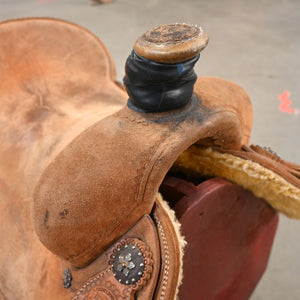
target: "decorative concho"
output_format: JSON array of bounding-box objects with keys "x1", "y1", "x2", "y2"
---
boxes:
[
  {"x1": 63, "y1": 268, "x2": 72, "y2": 288},
  {"x1": 109, "y1": 238, "x2": 153, "y2": 290},
  {"x1": 134, "y1": 23, "x2": 209, "y2": 63}
]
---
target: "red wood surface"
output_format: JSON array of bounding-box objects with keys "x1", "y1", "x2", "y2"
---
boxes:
[{"x1": 160, "y1": 177, "x2": 279, "y2": 300}]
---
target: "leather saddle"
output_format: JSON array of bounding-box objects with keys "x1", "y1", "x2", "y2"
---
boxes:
[{"x1": 0, "y1": 18, "x2": 300, "y2": 300}]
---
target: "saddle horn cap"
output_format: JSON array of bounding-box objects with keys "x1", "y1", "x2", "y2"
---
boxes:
[{"x1": 134, "y1": 23, "x2": 209, "y2": 63}]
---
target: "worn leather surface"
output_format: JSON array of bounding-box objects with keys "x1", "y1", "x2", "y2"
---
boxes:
[
  {"x1": 134, "y1": 23, "x2": 209, "y2": 63},
  {"x1": 33, "y1": 76, "x2": 252, "y2": 268},
  {"x1": 0, "y1": 17, "x2": 126, "y2": 299},
  {"x1": 0, "y1": 17, "x2": 297, "y2": 300}
]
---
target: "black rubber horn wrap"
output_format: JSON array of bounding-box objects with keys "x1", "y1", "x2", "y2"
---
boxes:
[{"x1": 123, "y1": 23, "x2": 209, "y2": 113}]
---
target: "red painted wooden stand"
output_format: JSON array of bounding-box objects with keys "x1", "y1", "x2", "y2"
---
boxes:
[{"x1": 160, "y1": 177, "x2": 278, "y2": 300}]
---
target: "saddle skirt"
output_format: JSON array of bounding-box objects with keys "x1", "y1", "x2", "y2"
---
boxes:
[{"x1": 0, "y1": 18, "x2": 299, "y2": 299}]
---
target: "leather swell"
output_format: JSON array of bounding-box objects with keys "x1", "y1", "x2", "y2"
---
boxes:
[{"x1": 33, "y1": 76, "x2": 253, "y2": 268}]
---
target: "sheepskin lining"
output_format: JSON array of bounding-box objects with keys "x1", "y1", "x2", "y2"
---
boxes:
[
  {"x1": 155, "y1": 193, "x2": 186, "y2": 300},
  {"x1": 174, "y1": 146, "x2": 300, "y2": 219}
]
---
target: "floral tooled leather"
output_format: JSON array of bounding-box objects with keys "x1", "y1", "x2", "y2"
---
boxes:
[{"x1": 74, "y1": 238, "x2": 153, "y2": 300}]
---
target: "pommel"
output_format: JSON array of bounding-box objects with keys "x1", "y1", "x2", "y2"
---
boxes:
[{"x1": 134, "y1": 23, "x2": 209, "y2": 63}]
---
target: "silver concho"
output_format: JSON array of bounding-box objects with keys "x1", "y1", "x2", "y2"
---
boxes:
[{"x1": 109, "y1": 238, "x2": 153, "y2": 289}]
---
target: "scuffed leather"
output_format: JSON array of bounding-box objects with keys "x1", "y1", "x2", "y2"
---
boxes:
[
  {"x1": 0, "y1": 17, "x2": 126, "y2": 299},
  {"x1": 1, "y1": 17, "x2": 298, "y2": 300},
  {"x1": 33, "y1": 77, "x2": 252, "y2": 267}
]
